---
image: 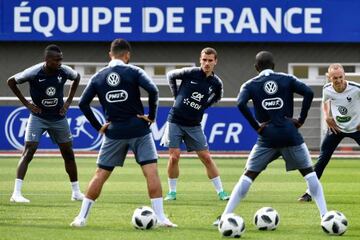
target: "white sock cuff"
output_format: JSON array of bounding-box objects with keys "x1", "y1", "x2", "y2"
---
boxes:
[
  {"x1": 84, "y1": 197, "x2": 95, "y2": 204},
  {"x1": 151, "y1": 197, "x2": 163, "y2": 202},
  {"x1": 210, "y1": 176, "x2": 220, "y2": 181},
  {"x1": 15, "y1": 178, "x2": 23, "y2": 183},
  {"x1": 304, "y1": 172, "x2": 317, "y2": 180},
  {"x1": 240, "y1": 175, "x2": 253, "y2": 184}
]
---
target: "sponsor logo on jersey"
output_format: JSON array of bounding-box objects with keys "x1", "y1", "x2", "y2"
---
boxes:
[
  {"x1": 42, "y1": 98, "x2": 58, "y2": 107},
  {"x1": 262, "y1": 97, "x2": 284, "y2": 110},
  {"x1": 46, "y1": 87, "x2": 56, "y2": 96},
  {"x1": 336, "y1": 116, "x2": 351, "y2": 123},
  {"x1": 106, "y1": 72, "x2": 121, "y2": 87},
  {"x1": 338, "y1": 105, "x2": 348, "y2": 115},
  {"x1": 39, "y1": 79, "x2": 46, "y2": 82},
  {"x1": 190, "y1": 81, "x2": 198, "y2": 84},
  {"x1": 183, "y1": 97, "x2": 201, "y2": 110},
  {"x1": 5, "y1": 106, "x2": 105, "y2": 151},
  {"x1": 105, "y1": 90, "x2": 128, "y2": 102},
  {"x1": 191, "y1": 92, "x2": 204, "y2": 102},
  {"x1": 264, "y1": 81, "x2": 278, "y2": 95}
]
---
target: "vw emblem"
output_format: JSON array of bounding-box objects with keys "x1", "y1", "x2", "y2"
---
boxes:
[
  {"x1": 338, "y1": 106, "x2": 348, "y2": 115},
  {"x1": 106, "y1": 72, "x2": 120, "y2": 87},
  {"x1": 46, "y1": 87, "x2": 56, "y2": 96},
  {"x1": 264, "y1": 81, "x2": 278, "y2": 95}
]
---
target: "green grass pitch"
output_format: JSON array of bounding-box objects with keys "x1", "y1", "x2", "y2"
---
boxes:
[{"x1": 0, "y1": 156, "x2": 359, "y2": 239}]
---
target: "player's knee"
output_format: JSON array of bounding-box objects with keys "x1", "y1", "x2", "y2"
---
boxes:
[
  {"x1": 169, "y1": 154, "x2": 180, "y2": 164},
  {"x1": 23, "y1": 144, "x2": 37, "y2": 158}
]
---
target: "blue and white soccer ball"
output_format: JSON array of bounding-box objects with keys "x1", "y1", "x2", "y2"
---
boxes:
[
  {"x1": 131, "y1": 206, "x2": 157, "y2": 230},
  {"x1": 218, "y1": 213, "x2": 246, "y2": 238},
  {"x1": 253, "y1": 207, "x2": 280, "y2": 230},
  {"x1": 321, "y1": 210, "x2": 348, "y2": 236}
]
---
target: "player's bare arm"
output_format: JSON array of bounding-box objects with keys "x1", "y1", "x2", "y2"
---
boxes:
[
  {"x1": 60, "y1": 74, "x2": 80, "y2": 116},
  {"x1": 7, "y1": 77, "x2": 42, "y2": 114},
  {"x1": 323, "y1": 100, "x2": 340, "y2": 134}
]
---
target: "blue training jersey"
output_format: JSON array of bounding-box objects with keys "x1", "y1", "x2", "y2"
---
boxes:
[
  {"x1": 167, "y1": 67, "x2": 223, "y2": 126},
  {"x1": 237, "y1": 69, "x2": 314, "y2": 148},
  {"x1": 13, "y1": 63, "x2": 79, "y2": 121},
  {"x1": 79, "y1": 59, "x2": 159, "y2": 139}
]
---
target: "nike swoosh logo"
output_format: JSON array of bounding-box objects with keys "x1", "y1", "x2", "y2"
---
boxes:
[
  {"x1": 39, "y1": 79, "x2": 46, "y2": 82},
  {"x1": 190, "y1": 81, "x2": 197, "y2": 84}
]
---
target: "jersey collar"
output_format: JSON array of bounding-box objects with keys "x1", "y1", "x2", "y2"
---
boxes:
[
  {"x1": 108, "y1": 59, "x2": 125, "y2": 67},
  {"x1": 258, "y1": 69, "x2": 274, "y2": 76}
]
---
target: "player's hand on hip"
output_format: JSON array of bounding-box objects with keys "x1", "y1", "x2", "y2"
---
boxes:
[
  {"x1": 289, "y1": 118, "x2": 303, "y2": 128},
  {"x1": 99, "y1": 122, "x2": 111, "y2": 135},
  {"x1": 59, "y1": 101, "x2": 70, "y2": 116},
  {"x1": 356, "y1": 124, "x2": 360, "y2": 132},
  {"x1": 257, "y1": 121, "x2": 269, "y2": 134},
  {"x1": 137, "y1": 114, "x2": 154, "y2": 125},
  {"x1": 27, "y1": 102, "x2": 42, "y2": 114},
  {"x1": 326, "y1": 117, "x2": 340, "y2": 134}
]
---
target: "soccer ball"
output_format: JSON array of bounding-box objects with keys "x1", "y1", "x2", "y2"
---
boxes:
[
  {"x1": 321, "y1": 211, "x2": 348, "y2": 235},
  {"x1": 218, "y1": 213, "x2": 245, "y2": 238},
  {"x1": 253, "y1": 207, "x2": 280, "y2": 230},
  {"x1": 131, "y1": 206, "x2": 157, "y2": 230}
]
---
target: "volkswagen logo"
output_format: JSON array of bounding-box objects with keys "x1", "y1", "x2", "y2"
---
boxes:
[
  {"x1": 106, "y1": 72, "x2": 120, "y2": 87},
  {"x1": 46, "y1": 87, "x2": 56, "y2": 96},
  {"x1": 264, "y1": 81, "x2": 278, "y2": 95},
  {"x1": 338, "y1": 106, "x2": 348, "y2": 115}
]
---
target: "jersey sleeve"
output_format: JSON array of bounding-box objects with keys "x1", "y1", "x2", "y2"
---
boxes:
[
  {"x1": 79, "y1": 75, "x2": 102, "y2": 131},
  {"x1": 291, "y1": 77, "x2": 314, "y2": 124},
  {"x1": 13, "y1": 64, "x2": 41, "y2": 84},
  {"x1": 166, "y1": 67, "x2": 192, "y2": 97},
  {"x1": 62, "y1": 65, "x2": 79, "y2": 81},
  {"x1": 206, "y1": 77, "x2": 223, "y2": 107},
  {"x1": 237, "y1": 83, "x2": 260, "y2": 131},
  {"x1": 137, "y1": 68, "x2": 159, "y2": 121}
]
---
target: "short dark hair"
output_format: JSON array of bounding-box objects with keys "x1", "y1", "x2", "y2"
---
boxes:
[
  {"x1": 44, "y1": 44, "x2": 62, "y2": 58},
  {"x1": 255, "y1": 51, "x2": 274, "y2": 71},
  {"x1": 200, "y1": 47, "x2": 217, "y2": 59},
  {"x1": 110, "y1": 38, "x2": 131, "y2": 56}
]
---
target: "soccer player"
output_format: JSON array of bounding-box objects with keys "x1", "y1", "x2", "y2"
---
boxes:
[
  {"x1": 7, "y1": 44, "x2": 84, "y2": 203},
  {"x1": 213, "y1": 51, "x2": 328, "y2": 225},
  {"x1": 70, "y1": 39, "x2": 176, "y2": 228},
  {"x1": 161, "y1": 47, "x2": 230, "y2": 201},
  {"x1": 298, "y1": 63, "x2": 360, "y2": 202}
]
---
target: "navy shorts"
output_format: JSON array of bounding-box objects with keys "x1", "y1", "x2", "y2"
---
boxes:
[
  {"x1": 25, "y1": 114, "x2": 72, "y2": 144},
  {"x1": 97, "y1": 133, "x2": 158, "y2": 168},
  {"x1": 245, "y1": 143, "x2": 312, "y2": 172},
  {"x1": 160, "y1": 122, "x2": 208, "y2": 152}
]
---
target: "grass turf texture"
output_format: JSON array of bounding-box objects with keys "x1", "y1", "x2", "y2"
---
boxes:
[{"x1": 0, "y1": 156, "x2": 359, "y2": 239}]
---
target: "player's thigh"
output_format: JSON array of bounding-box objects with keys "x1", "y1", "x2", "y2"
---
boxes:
[
  {"x1": 47, "y1": 117, "x2": 73, "y2": 144},
  {"x1": 164, "y1": 122, "x2": 184, "y2": 148},
  {"x1": 182, "y1": 125, "x2": 208, "y2": 152},
  {"x1": 245, "y1": 145, "x2": 280, "y2": 172},
  {"x1": 25, "y1": 114, "x2": 47, "y2": 142},
  {"x1": 97, "y1": 136, "x2": 128, "y2": 167},
  {"x1": 281, "y1": 143, "x2": 312, "y2": 171},
  {"x1": 130, "y1": 133, "x2": 158, "y2": 166}
]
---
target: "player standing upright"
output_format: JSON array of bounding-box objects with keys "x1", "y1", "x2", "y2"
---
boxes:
[
  {"x1": 213, "y1": 51, "x2": 328, "y2": 225},
  {"x1": 7, "y1": 44, "x2": 84, "y2": 203},
  {"x1": 298, "y1": 63, "x2": 360, "y2": 202},
  {"x1": 70, "y1": 38, "x2": 176, "y2": 227},
  {"x1": 161, "y1": 47, "x2": 229, "y2": 201}
]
